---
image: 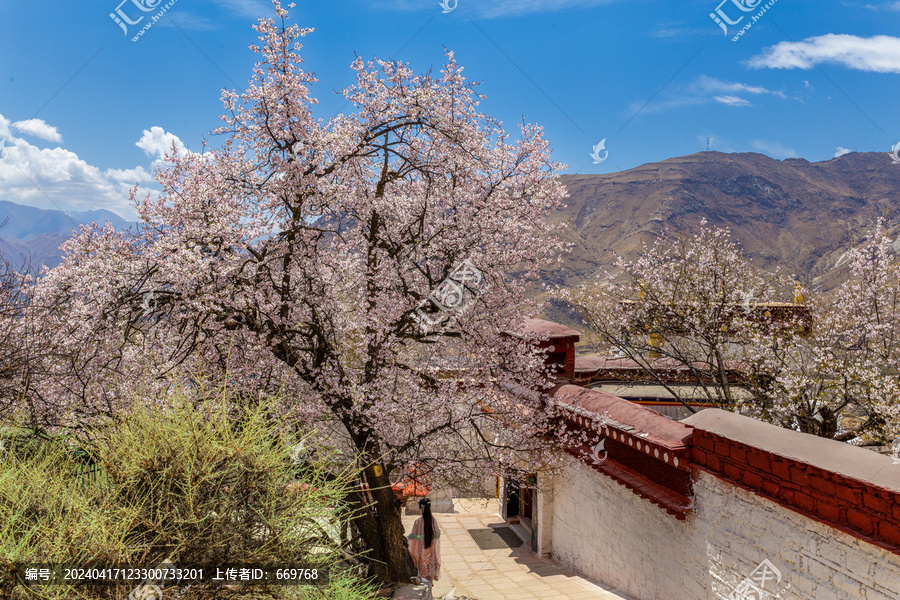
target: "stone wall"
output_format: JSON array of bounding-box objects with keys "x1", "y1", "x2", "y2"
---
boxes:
[
  {"x1": 539, "y1": 385, "x2": 900, "y2": 600},
  {"x1": 689, "y1": 409, "x2": 900, "y2": 554},
  {"x1": 548, "y1": 457, "x2": 900, "y2": 599}
]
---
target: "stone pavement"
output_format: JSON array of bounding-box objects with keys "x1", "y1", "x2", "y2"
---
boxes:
[{"x1": 400, "y1": 499, "x2": 635, "y2": 600}]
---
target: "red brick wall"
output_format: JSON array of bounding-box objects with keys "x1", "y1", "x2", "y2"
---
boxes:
[
  {"x1": 691, "y1": 428, "x2": 900, "y2": 555},
  {"x1": 552, "y1": 385, "x2": 900, "y2": 555},
  {"x1": 538, "y1": 338, "x2": 577, "y2": 378}
]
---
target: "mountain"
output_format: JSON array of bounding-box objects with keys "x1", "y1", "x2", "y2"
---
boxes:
[
  {"x1": 0, "y1": 201, "x2": 134, "y2": 271},
  {"x1": 0, "y1": 201, "x2": 131, "y2": 241},
  {"x1": 3, "y1": 150, "x2": 898, "y2": 285},
  {"x1": 545, "y1": 151, "x2": 900, "y2": 295},
  {"x1": 0, "y1": 234, "x2": 71, "y2": 271}
]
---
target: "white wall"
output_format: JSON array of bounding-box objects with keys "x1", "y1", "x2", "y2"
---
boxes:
[{"x1": 547, "y1": 455, "x2": 900, "y2": 600}]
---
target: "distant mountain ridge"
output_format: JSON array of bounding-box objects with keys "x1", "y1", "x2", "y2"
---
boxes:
[
  {"x1": 546, "y1": 151, "x2": 900, "y2": 295},
  {"x1": 2, "y1": 151, "x2": 898, "y2": 286},
  {"x1": 0, "y1": 201, "x2": 133, "y2": 271},
  {"x1": 0, "y1": 201, "x2": 131, "y2": 241}
]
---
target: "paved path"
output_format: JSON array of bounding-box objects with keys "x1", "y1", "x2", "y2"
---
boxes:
[{"x1": 402, "y1": 499, "x2": 634, "y2": 600}]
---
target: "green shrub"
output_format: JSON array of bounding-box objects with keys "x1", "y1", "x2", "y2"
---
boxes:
[{"x1": 0, "y1": 393, "x2": 377, "y2": 600}]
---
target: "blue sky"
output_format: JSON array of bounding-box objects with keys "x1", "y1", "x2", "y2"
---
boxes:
[{"x1": 0, "y1": 0, "x2": 898, "y2": 220}]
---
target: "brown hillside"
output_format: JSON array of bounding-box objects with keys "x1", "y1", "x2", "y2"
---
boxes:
[{"x1": 547, "y1": 150, "x2": 900, "y2": 294}]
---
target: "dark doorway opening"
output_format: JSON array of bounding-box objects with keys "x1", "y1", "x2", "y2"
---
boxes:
[{"x1": 506, "y1": 478, "x2": 520, "y2": 521}]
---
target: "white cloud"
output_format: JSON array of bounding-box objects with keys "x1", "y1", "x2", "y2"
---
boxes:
[
  {"x1": 0, "y1": 136, "x2": 136, "y2": 218},
  {"x1": 865, "y1": 1, "x2": 900, "y2": 10},
  {"x1": 164, "y1": 0, "x2": 270, "y2": 30},
  {"x1": 626, "y1": 75, "x2": 790, "y2": 114},
  {"x1": 751, "y1": 140, "x2": 797, "y2": 159},
  {"x1": 747, "y1": 34, "x2": 900, "y2": 73},
  {"x1": 12, "y1": 118, "x2": 62, "y2": 143},
  {"x1": 136, "y1": 126, "x2": 190, "y2": 161},
  {"x1": 0, "y1": 114, "x2": 13, "y2": 140},
  {"x1": 714, "y1": 95, "x2": 752, "y2": 107},
  {"x1": 648, "y1": 23, "x2": 710, "y2": 39},
  {"x1": 105, "y1": 166, "x2": 155, "y2": 184},
  {"x1": 834, "y1": 146, "x2": 852, "y2": 158},
  {"x1": 695, "y1": 75, "x2": 789, "y2": 99},
  {"x1": 0, "y1": 115, "x2": 195, "y2": 220},
  {"x1": 387, "y1": 0, "x2": 619, "y2": 18}
]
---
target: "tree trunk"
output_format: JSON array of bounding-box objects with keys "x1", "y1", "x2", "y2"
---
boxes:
[
  {"x1": 818, "y1": 406, "x2": 838, "y2": 439},
  {"x1": 350, "y1": 464, "x2": 418, "y2": 584}
]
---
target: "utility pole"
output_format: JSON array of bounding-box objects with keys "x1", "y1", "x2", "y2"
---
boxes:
[{"x1": 706, "y1": 137, "x2": 710, "y2": 151}]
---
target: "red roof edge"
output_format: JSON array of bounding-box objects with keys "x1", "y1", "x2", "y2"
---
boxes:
[
  {"x1": 549, "y1": 384, "x2": 694, "y2": 448},
  {"x1": 516, "y1": 317, "x2": 581, "y2": 341}
]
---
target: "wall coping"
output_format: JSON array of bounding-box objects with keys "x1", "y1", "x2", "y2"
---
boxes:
[
  {"x1": 550, "y1": 384, "x2": 695, "y2": 518},
  {"x1": 550, "y1": 384, "x2": 693, "y2": 449},
  {"x1": 683, "y1": 408, "x2": 900, "y2": 493}
]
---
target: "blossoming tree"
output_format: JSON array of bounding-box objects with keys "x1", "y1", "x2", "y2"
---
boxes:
[
  {"x1": 825, "y1": 221, "x2": 900, "y2": 440},
  {"x1": 752, "y1": 221, "x2": 900, "y2": 440},
  {"x1": 561, "y1": 223, "x2": 794, "y2": 411},
  {"x1": 562, "y1": 221, "x2": 900, "y2": 441},
  {"x1": 28, "y1": 2, "x2": 569, "y2": 582}
]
